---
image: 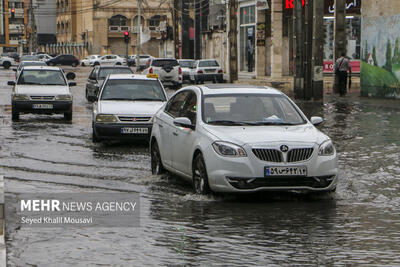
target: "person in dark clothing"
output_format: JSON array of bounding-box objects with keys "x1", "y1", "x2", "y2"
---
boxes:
[
  {"x1": 247, "y1": 37, "x2": 254, "y2": 72},
  {"x1": 334, "y1": 52, "x2": 352, "y2": 96}
]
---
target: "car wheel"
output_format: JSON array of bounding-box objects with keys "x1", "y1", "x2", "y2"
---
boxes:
[
  {"x1": 64, "y1": 111, "x2": 72, "y2": 121},
  {"x1": 11, "y1": 109, "x2": 19, "y2": 121},
  {"x1": 3, "y1": 61, "x2": 11, "y2": 69},
  {"x1": 116, "y1": 62, "x2": 121, "y2": 65},
  {"x1": 81, "y1": 62, "x2": 85, "y2": 66},
  {"x1": 94, "y1": 62, "x2": 99, "y2": 66},
  {"x1": 92, "y1": 127, "x2": 100, "y2": 143},
  {"x1": 72, "y1": 62, "x2": 78, "y2": 67},
  {"x1": 151, "y1": 141, "x2": 165, "y2": 175},
  {"x1": 192, "y1": 153, "x2": 211, "y2": 195}
]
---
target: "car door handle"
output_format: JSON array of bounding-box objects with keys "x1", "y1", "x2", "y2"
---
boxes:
[{"x1": 173, "y1": 132, "x2": 178, "y2": 136}]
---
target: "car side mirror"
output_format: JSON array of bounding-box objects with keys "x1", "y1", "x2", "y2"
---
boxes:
[
  {"x1": 66, "y1": 72, "x2": 76, "y2": 80},
  {"x1": 7, "y1": 81, "x2": 15, "y2": 86},
  {"x1": 68, "y1": 82, "x2": 77, "y2": 87},
  {"x1": 311, "y1": 116, "x2": 324, "y2": 126},
  {"x1": 173, "y1": 117, "x2": 194, "y2": 130}
]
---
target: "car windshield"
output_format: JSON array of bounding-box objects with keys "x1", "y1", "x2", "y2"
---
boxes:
[
  {"x1": 18, "y1": 62, "x2": 47, "y2": 71},
  {"x1": 152, "y1": 59, "x2": 179, "y2": 67},
  {"x1": 98, "y1": 68, "x2": 133, "y2": 79},
  {"x1": 179, "y1": 61, "x2": 195, "y2": 68},
  {"x1": 100, "y1": 79, "x2": 166, "y2": 101},
  {"x1": 202, "y1": 94, "x2": 306, "y2": 125},
  {"x1": 20, "y1": 55, "x2": 39, "y2": 61},
  {"x1": 17, "y1": 70, "x2": 66, "y2": 86},
  {"x1": 198, "y1": 60, "x2": 219, "y2": 67}
]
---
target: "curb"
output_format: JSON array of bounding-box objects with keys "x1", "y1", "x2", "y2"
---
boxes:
[{"x1": 0, "y1": 175, "x2": 5, "y2": 267}]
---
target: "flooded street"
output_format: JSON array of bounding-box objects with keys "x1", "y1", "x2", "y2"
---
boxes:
[{"x1": 1, "y1": 67, "x2": 400, "y2": 266}]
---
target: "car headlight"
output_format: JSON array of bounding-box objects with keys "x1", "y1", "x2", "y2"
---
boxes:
[
  {"x1": 318, "y1": 140, "x2": 335, "y2": 156},
  {"x1": 212, "y1": 141, "x2": 247, "y2": 157},
  {"x1": 95, "y1": 114, "x2": 118, "y2": 123},
  {"x1": 12, "y1": 94, "x2": 29, "y2": 101},
  {"x1": 55, "y1": 94, "x2": 72, "y2": 101}
]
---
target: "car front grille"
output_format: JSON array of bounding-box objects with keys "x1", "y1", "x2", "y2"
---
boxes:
[
  {"x1": 30, "y1": 96, "x2": 55, "y2": 100},
  {"x1": 252, "y1": 147, "x2": 314, "y2": 163},
  {"x1": 118, "y1": 116, "x2": 151, "y2": 122},
  {"x1": 252, "y1": 149, "x2": 283, "y2": 163},
  {"x1": 287, "y1": 148, "x2": 314, "y2": 162}
]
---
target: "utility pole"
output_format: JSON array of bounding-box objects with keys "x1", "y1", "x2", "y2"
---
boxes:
[
  {"x1": 136, "y1": 0, "x2": 142, "y2": 69},
  {"x1": 304, "y1": 0, "x2": 313, "y2": 100},
  {"x1": 311, "y1": 0, "x2": 324, "y2": 100},
  {"x1": 173, "y1": 0, "x2": 179, "y2": 59},
  {"x1": 334, "y1": 0, "x2": 346, "y2": 94},
  {"x1": 293, "y1": 0, "x2": 304, "y2": 99},
  {"x1": 228, "y1": 0, "x2": 238, "y2": 83}
]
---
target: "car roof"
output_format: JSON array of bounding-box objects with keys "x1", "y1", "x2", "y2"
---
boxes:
[
  {"x1": 153, "y1": 58, "x2": 177, "y2": 61},
  {"x1": 21, "y1": 66, "x2": 62, "y2": 71},
  {"x1": 19, "y1": 61, "x2": 46, "y2": 64},
  {"x1": 97, "y1": 65, "x2": 130, "y2": 69},
  {"x1": 196, "y1": 84, "x2": 283, "y2": 95},
  {"x1": 107, "y1": 74, "x2": 158, "y2": 80},
  {"x1": 178, "y1": 59, "x2": 195, "y2": 61}
]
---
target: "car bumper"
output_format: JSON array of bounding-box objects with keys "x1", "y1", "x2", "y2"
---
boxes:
[
  {"x1": 197, "y1": 73, "x2": 223, "y2": 81},
  {"x1": 203, "y1": 146, "x2": 338, "y2": 193},
  {"x1": 93, "y1": 123, "x2": 152, "y2": 140},
  {"x1": 12, "y1": 100, "x2": 72, "y2": 114}
]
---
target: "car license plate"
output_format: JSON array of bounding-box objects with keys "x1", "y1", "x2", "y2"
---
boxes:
[
  {"x1": 32, "y1": 104, "x2": 53, "y2": 109},
  {"x1": 205, "y1": 69, "x2": 216, "y2": 73},
  {"x1": 120, "y1": 127, "x2": 148, "y2": 134},
  {"x1": 265, "y1": 166, "x2": 307, "y2": 177}
]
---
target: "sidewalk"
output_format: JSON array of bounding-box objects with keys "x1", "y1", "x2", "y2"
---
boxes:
[
  {"x1": 0, "y1": 175, "x2": 5, "y2": 267},
  {"x1": 230, "y1": 73, "x2": 360, "y2": 97}
]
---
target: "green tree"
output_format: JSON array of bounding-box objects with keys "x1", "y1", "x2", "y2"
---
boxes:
[
  {"x1": 392, "y1": 38, "x2": 400, "y2": 64},
  {"x1": 372, "y1": 46, "x2": 378, "y2": 66},
  {"x1": 385, "y1": 39, "x2": 392, "y2": 72}
]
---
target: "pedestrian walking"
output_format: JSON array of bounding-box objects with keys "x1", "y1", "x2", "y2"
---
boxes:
[{"x1": 334, "y1": 53, "x2": 352, "y2": 96}]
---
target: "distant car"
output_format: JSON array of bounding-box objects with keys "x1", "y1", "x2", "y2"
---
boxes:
[
  {"x1": 46, "y1": 54, "x2": 79, "y2": 67},
  {"x1": 0, "y1": 56, "x2": 16, "y2": 69},
  {"x1": 93, "y1": 55, "x2": 126, "y2": 66},
  {"x1": 134, "y1": 55, "x2": 153, "y2": 70},
  {"x1": 37, "y1": 54, "x2": 53, "y2": 62},
  {"x1": 91, "y1": 74, "x2": 167, "y2": 142},
  {"x1": 20, "y1": 55, "x2": 40, "y2": 62},
  {"x1": 8, "y1": 66, "x2": 76, "y2": 121},
  {"x1": 178, "y1": 59, "x2": 195, "y2": 82},
  {"x1": 13, "y1": 61, "x2": 47, "y2": 78},
  {"x1": 85, "y1": 65, "x2": 133, "y2": 102},
  {"x1": 2, "y1": 52, "x2": 19, "y2": 62},
  {"x1": 127, "y1": 55, "x2": 136, "y2": 67},
  {"x1": 150, "y1": 84, "x2": 338, "y2": 195},
  {"x1": 81, "y1": 55, "x2": 101, "y2": 66},
  {"x1": 189, "y1": 59, "x2": 224, "y2": 84},
  {"x1": 143, "y1": 58, "x2": 182, "y2": 89}
]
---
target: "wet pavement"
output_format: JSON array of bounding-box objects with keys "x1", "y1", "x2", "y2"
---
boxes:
[{"x1": 1, "y1": 66, "x2": 400, "y2": 266}]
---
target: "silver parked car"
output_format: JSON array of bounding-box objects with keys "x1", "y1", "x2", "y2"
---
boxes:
[
  {"x1": 143, "y1": 58, "x2": 182, "y2": 89},
  {"x1": 189, "y1": 59, "x2": 224, "y2": 84},
  {"x1": 178, "y1": 59, "x2": 195, "y2": 83}
]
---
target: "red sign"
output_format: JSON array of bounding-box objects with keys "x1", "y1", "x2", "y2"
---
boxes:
[
  {"x1": 323, "y1": 60, "x2": 360, "y2": 73},
  {"x1": 285, "y1": 0, "x2": 305, "y2": 9}
]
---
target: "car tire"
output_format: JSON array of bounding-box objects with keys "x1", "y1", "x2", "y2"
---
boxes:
[
  {"x1": 94, "y1": 62, "x2": 100, "y2": 66},
  {"x1": 192, "y1": 153, "x2": 211, "y2": 195},
  {"x1": 81, "y1": 62, "x2": 85, "y2": 67},
  {"x1": 151, "y1": 141, "x2": 165, "y2": 175},
  {"x1": 3, "y1": 61, "x2": 11, "y2": 69},
  {"x1": 116, "y1": 62, "x2": 121, "y2": 65},
  {"x1": 92, "y1": 128, "x2": 100, "y2": 143},
  {"x1": 11, "y1": 109, "x2": 19, "y2": 121},
  {"x1": 64, "y1": 111, "x2": 73, "y2": 121}
]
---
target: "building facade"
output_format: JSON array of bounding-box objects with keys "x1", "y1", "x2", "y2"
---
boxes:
[
  {"x1": 44, "y1": 0, "x2": 174, "y2": 58},
  {"x1": 0, "y1": 0, "x2": 29, "y2": 54}
]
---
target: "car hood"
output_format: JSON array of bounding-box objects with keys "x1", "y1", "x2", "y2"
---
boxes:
[
  {"x1": 98, "y1": 100, "x2": 165, "y2": 115},
  {"x1": 203, "y1": 124, "x2": 328, "y2": 146},
  {"x1": 15, "y1": 85, "x2": 69, "y2": 95}
]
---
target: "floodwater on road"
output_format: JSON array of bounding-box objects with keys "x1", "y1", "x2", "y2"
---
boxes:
[{"x1": 0, "y1": 67, "x2": 400, "y2": 266}]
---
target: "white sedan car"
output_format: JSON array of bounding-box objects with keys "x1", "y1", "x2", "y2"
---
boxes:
[
  {"x1": 92, "y1": 74, "x2": 167, "y2": 142},
  {"x1": 81, "y1": 55, "x2": 101, "y2": 66},
  {"x1": 93, "y1": 55, "x2": 126, "y2": 66},
  {"x1": 9, "y1": 66, "x2": 75, "y2": 121},
  {"x1": 150, "y1": 84, "x2": 338, "y2": 194}
]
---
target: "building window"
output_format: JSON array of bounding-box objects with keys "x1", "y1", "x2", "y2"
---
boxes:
[
  {"x1": 133, "y1": 15, "x2": 145, "y2": 27},
  {"x1": 148, "y1": 15, "x2": 162, "y2": 27},
  {"x1": 240, "y1": 5, "x2": 255, "y2": 25},
  {"x1": 109, "y1": 15, "x2": 128, "y2": 26},
  {"x1": 239, "y1": 5, "x2": 256, "y2": 72}
]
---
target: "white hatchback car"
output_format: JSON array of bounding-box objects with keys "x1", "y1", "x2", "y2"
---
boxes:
[
  {"x1": 9, "y1": 66, "x2": 75, "y2": 121},
  {"x1": 150, "y1": 84, "x2": 338, "y2": 194},
  {"x1": 92, "y1": 74, "x2": 167, "y2": 142},
  {"x1": 143, "y1": 58, "x2": 182, "y2": 89},
  {"x1": 82, "y1": 55, "x2": 101, "y2": 66}
]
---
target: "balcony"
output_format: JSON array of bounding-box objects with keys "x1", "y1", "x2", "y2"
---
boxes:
[{"x1": 8, "y1": 24, "x2": 24, "y2": 34}]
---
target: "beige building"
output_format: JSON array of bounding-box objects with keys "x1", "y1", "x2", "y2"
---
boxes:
[{"x1": 45, "y1": 0, "x2": 174, "y2": 58}]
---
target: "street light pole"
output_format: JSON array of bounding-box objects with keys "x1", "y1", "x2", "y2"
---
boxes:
[{"x1": 136, "y1": 0, "x2": 142, "y2": 70}]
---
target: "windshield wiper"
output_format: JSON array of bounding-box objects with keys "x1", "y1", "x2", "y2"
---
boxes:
[
  {"x1": 249, "y1": 121, "x2": 303, "y2": 126},
  {"x1": 18, "y1": 82, "x2": 40, "y2": 85},
  {"x1": 102, "y1": 98, "x2": 132, "y2": 101},
  {"x1": 41, "y1": 83, "x2": 65, "y2": 86},
  {"x1": 131, "y1": 98, "x2": 164, "y2": 101},
  {"x1": 207, "y1": 120, "x2": 252, "y2": 126}
]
